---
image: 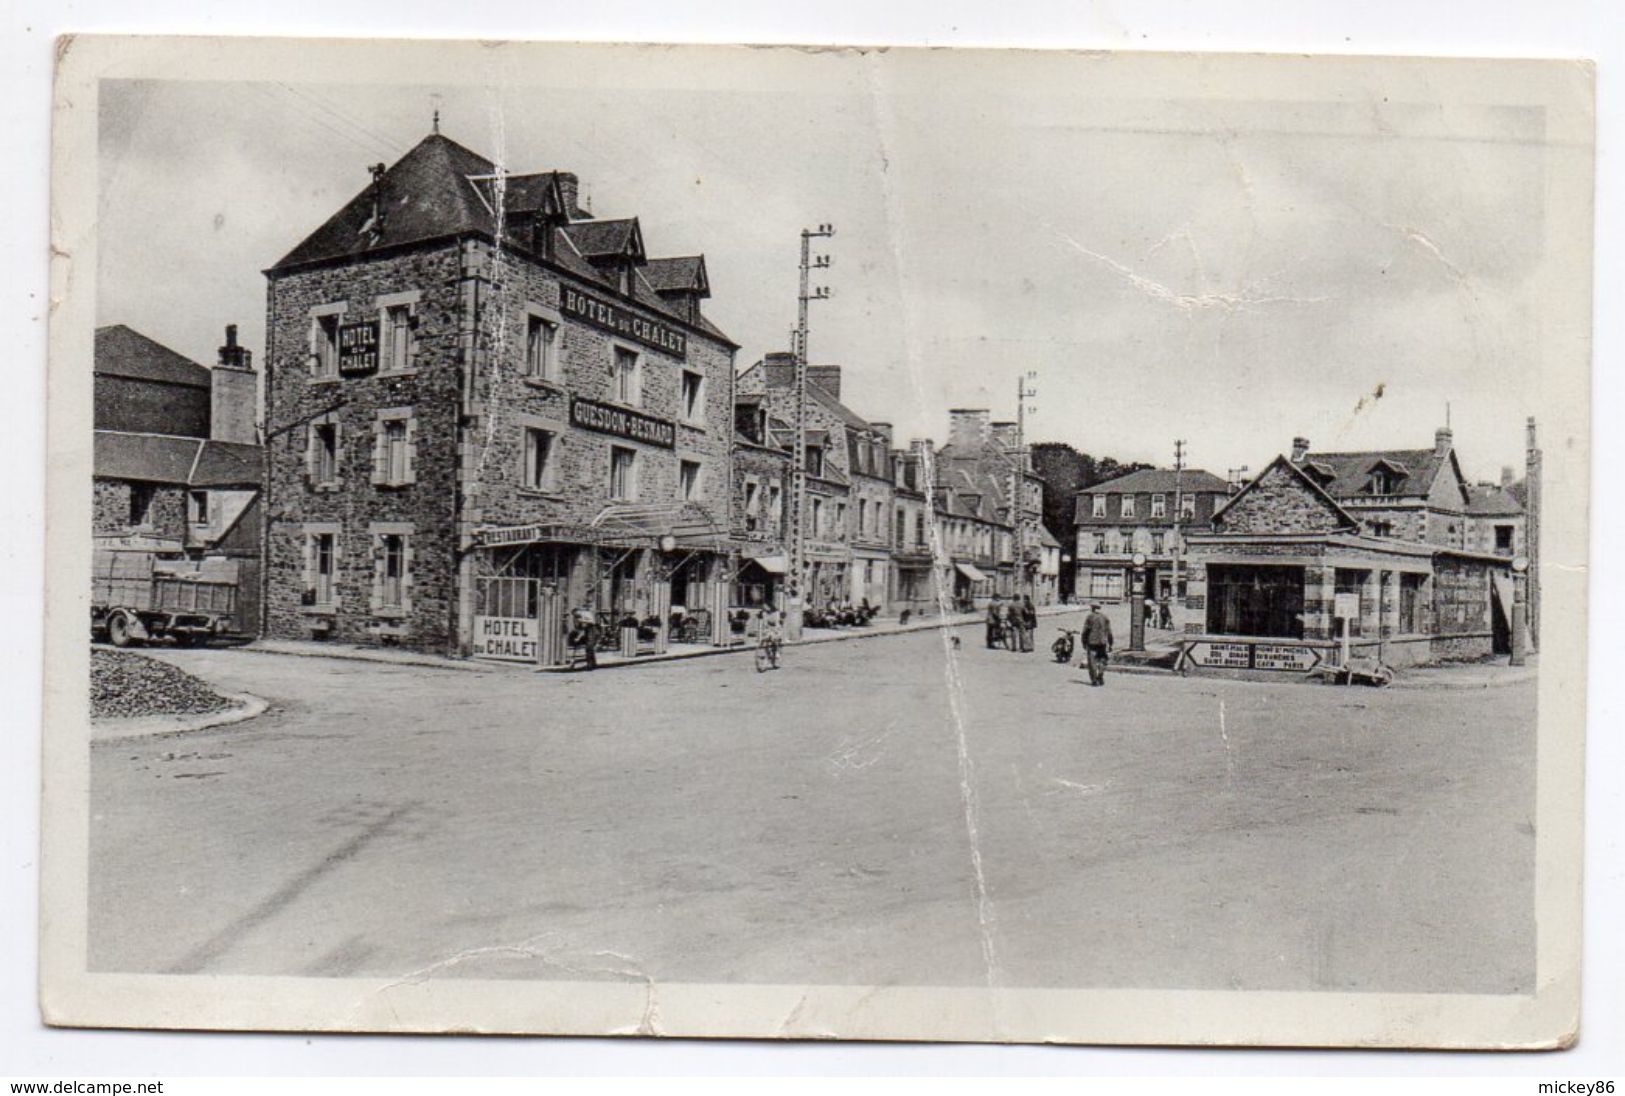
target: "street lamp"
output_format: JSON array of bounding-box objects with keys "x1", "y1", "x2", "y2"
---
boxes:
[{"x1": 1129, "y1": 551, "x2": 1148, "y2": 652}]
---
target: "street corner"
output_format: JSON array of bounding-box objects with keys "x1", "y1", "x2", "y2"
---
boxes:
[{"x1": 91, "y1": 689, "x2": 270, "y2": 746}]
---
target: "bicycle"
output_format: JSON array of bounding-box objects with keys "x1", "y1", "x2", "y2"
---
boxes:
[{"x1": 755, "y1": 630, "x2": 783, "y2": 672}]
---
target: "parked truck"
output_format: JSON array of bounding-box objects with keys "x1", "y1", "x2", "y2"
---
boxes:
[{"x1": 92, "y1": 541, "x2": 246, "y2": 648}]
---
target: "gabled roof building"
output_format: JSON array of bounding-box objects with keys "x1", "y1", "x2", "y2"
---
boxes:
[{"x1": 263, "y1": 132, "x2": 738, "y2": 659}]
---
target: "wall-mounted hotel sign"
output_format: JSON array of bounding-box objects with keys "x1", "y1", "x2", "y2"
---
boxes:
[
  {"x1": 337, "y1": 320, "x2": 379, "y2": 376},
  {"x1": 561, "y1": 285, "x2": 687, "y2": 359},
  {"x1": 570, "y1": 397, "x2": 677, "y2": 449}
]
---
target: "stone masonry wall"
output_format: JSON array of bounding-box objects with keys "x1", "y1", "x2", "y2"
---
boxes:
[
  {"x1": 93, "y1": 479, "x2": 189, "y2": 541},
  {"x1": 263, "y1": 244, "x2": 465, "y2": 651},
  {"x1": 469, "y1": 242, "x2": 735, "y2": 537},
  {"x1": 1216, "y1": 462, "x2": 1350, "y2": 535}
]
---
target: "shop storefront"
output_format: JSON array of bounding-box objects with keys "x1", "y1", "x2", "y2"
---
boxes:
[
  {"x1": 1178, "y1": 456, "x2": 1515, "y2": 675},
  {"x1": 470, "y1": 501, "x2": 738, "y2": 665}
]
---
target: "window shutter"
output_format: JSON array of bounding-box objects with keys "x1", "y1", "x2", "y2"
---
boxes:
[
  {"x1": 404, "y1": 416, "x2": 417, "y2": 484},
  {"x1": 305, "y1": 425, "x2": 316, "y2": 483},
  {"x1": 401, "y1": 536, "x2": 414, "y2": 612},
  {"x1": 302, "y1": 535, "x2": 314, "y2": 598},
  {"x1": 369, "y1": 534, "x2": 382, "y2": 613},
  {"x1": 371, "y1": 420, "x2": 387, "y2": 485}
]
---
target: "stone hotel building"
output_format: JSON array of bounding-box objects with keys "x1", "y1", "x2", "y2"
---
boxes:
[{"x1": 262, "y1": 132, "x2": 737, "y2": 659}]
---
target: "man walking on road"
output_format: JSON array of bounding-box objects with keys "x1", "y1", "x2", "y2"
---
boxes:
[{"x1": 1081, "y1": 602, "x2": 1114, "y2": 686}]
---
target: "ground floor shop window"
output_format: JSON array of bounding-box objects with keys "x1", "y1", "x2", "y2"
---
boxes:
[
  {"x1": 1334, "y1": 568, "x2": 1368, "y2": 637},
  {"x1": 1400, "y1": 572, "x2": 1425, "y2": 634},
  {"x1": 1088, "y1": 569, "x2": 1124, "y2": 601},
  {"x1": 1206, "y1": 564, "x2": 1305, "y2": 638}
]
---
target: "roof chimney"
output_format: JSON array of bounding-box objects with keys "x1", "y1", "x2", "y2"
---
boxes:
[
  {"x1": 1291, "y1": 437, "x2": 1311, "y2": 463},
  {"x1": 807, "y1": 365, "x2": 842, "y2": 400},
  {"x1": 1501, "y1": 465, "x2": 1515, "y2": 489},
  {"x1": 210, "y1": 322, "x2": 258, "y2": 445},
  {"x1": 948, "y1": 409, "x2": 991, "y2": 451},
  {"x1": 1435, "y1": 426, "x2": 1453, "y2": 455}
]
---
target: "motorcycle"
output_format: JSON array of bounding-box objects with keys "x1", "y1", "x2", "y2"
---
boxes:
[{"x1": 1052, "y1": 628, "x2": 1079, "y2": 664}]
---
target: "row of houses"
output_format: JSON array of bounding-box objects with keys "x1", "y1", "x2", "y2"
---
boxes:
[
  {"x1": 1070, "y1": 425, "x2": 1538, "y2": 667},
  {"x1": 91, "y1": 130, "x2": 1061, "y2": 663}
]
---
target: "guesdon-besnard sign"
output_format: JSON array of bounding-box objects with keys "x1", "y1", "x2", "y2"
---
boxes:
[{"x1": 570, "y1": 397, "x2": 677, "y2": 449}]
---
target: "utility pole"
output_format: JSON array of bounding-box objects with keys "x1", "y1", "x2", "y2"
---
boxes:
[
  {"x1": 1012, "y1": 371, "x2": 1037, "y2": 599},
  {"x1": 786, "y1": 224, "x2": 834, "y2": 639},
  {"x1": 1169, "y1": 439, "x2": 1186, "y2": 620}
]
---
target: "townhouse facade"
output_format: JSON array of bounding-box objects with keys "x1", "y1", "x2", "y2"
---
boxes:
[
  {"x1": 262, "y1": 132, "x2": 737, "y2": 659},
  {"x1": 1072, "y1": 467, "x2": 1232, "y2": 604}
]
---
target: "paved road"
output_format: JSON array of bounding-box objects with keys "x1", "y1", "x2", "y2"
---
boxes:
[{"x1": 89, "y1": 610, "x2": 1535, "y2": 993}]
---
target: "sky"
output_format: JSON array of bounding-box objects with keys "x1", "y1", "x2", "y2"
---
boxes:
[{"x1": 97, "y1": 50, "x2": 1557, "y2": 484}]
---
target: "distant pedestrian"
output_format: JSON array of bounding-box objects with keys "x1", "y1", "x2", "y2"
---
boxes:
[
  {"x1": 1158, "y1": 595, "x2": 1173, "y2": 630},
  {"x1": 985, "y1": 596, "x2": 1002, "y2": 649},
  {"x1": 570, "y1": 604, "x2": 601, "y2": 671},
  {"x1": 1082, "y1": 602, "x2": 1114, "y2": 686},
  {"x1": 1019, "y1": 595, "x2": 1037, "y2": 652}
]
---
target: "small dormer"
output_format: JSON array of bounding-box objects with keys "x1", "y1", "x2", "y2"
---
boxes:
[
  {"x1": 564, "y1": 218, "x2": 646, "y2": 296},
  {"x1": 644, "y1": 255, "x2": 711, "y2": 323},
  {"x1": 1365, "y1": 458, "x2": 1409, "y2": 496}
]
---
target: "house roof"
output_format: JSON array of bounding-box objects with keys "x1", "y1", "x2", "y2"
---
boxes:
[
  {"x1": 642, "y1": 255, "x2": 709, "y2": 296},
  {"x1": 1082, "y1": 468, "x2": 1230, "y2": 495},
  {"x1": 191, "y1": 440, "x2": 264, "y2": 487},
  {"x1": 1296, "y1": 448, "x2": 1448, "y2": 499},
  {"x1": 94, "y1": 325, "x2": 211, "y2": 388},
  {"x1": 269, "y1": 133, "x2": 734, "y2": 346},
  {"x1": 94, "y1": 431, "x2": 262, "y2": 487},
  {"x1": 1466, "y1": 483, "x2": 1524, "y2": 517},
  {"x1": 1211, "y1": 454, "x2": 1361, "y2": 533}
]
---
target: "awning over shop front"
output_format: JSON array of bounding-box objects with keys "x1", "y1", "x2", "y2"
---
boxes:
[
  {"x1": 473, "y1": 501, "x2": 727, "y2": 552},
  {"x1": 592, "y1": 501, "x2": 727, "y2": 551},
  {"x1": 955, "y1": 561, "x2": 988, "y2": 583},
  {"x1": 746, "y1": 554, "x2": 789, "y2": 574}
]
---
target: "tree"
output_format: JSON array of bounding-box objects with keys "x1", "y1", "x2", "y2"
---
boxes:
[{"x1": 1030, "y1": 442, "x2": 1154, "y2": 598}]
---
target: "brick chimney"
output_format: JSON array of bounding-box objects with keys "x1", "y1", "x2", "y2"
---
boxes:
[
  {"x1": 762, "y1": 352, "x2": 795, "y2": 389},
  {"x1": 948, "y1": 409, "x2": 991, "y2": 450},
  {"x1": 870, "y1": 421, "x2": 893, "y2": 446},
  {"x1": 556, "y1": 172, "x2": 585, "y2": 218},
  {"x1": 807, "y1": 365, "x2": 842, "y2": 400},
  {"x1": 1291, "y1": 436, "x2": 1311, "y2": 463},
  {"x1": 211, "y1": 324, "x2": 258, "y2": 445},
  {"x1": 1435, "y1": 426, "x2": 1453, "y2": 455},
  {"x1": 990, "y1": 421, "x2": 1019, "y2": 451}
]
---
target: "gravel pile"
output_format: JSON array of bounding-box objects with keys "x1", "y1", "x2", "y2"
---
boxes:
[{"x1": 91, "y1": 650, "x2": 235, "y2": 721}]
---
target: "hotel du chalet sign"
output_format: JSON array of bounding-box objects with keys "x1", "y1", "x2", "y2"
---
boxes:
[{"x1": 561, "y1": 285, "x2": 688, "y2": 359}]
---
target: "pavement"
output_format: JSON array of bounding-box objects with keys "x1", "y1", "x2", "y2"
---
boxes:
[{"x1": 89, "y1": 608, "x2": 1536, "y2": 994}]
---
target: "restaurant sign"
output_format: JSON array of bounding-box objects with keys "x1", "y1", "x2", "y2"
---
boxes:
[
  {"x1": 570, "y1": 397, "x2": 676, "y2": 449},
  {"x1": 337, "y1": 320, "x2": 380, "y2": 376},
  {"x1": 471, "y1": 615, "x2": 538, "y2": 662},
  {"x1": 561, "y1": 285, "x2": 687, "y2": 358}
]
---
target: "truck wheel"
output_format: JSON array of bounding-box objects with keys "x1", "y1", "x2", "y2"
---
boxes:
[{"x1": 107, "y1": 611, "x2": 134, "y2": 648}]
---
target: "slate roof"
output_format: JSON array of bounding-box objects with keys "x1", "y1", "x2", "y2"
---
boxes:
[
  {"x1": 642, "y1": 256, "x2": 709, "y2": 295},
  {"x1": 191, "y1": 440, "x2": 264, "y2": 487},
  {"x1": 562, "y1": 218, "x2": 642, "y2": 260},
  {"x1": 1297, "y1": 448, "x2": 1447, "y2": 499},
  {"x1": 94, "y1": 431, "x2": 262, "y2": 487},
  {"x1": 1083, "y1": 468, "x2": 1230, "y2": 495},
  {"x1": 1466, "y1": 483, "x2": 1524, "y2": 517},
  {"x1": 270, "y1": 133, "x2": 734, "y2": 346},
  {"x1": 94, "y1": 325, "x2": 210, "y2": 388}
]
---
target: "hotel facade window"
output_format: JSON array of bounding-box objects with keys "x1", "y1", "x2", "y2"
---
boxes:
[
  {"x1": 128, "y1": 483, "x2": 156, "y2": 527},
  {"x1": 1120, "y1": 495, "x2": 1136, "y2": 518},
  {"x1": 372, "y1": 410, "x2": 416, "y2": 487},
  {"x1": 525, "y1": 312, "x2": 559, "y2": 381},
  {"x1": 679, "y1": 459, "x2": 702, "y2": 501},
  {"x1": 1151, "y1": 493, "x2": 1166, "y2": 518},
  {"x1": 376, "y1": 532, "x2": 408, "y2": 612},
  {"x1": 310, "y1": 420, "x2": 340, "y2": 487},
  {"x1": 522, "y1": 427, "x2": 557, "y2": 492},
  {"x1": 308, "y1": 531, "x2": 338, "y2": 608},
  {"x1": 609, "y1": 445, "x2": 637, "y2": 500},
  {"x1": 612, "y1": 345, "x2": 641, "y2": 404},
  {"x1": 311, "y1": 311, "x2": 341, "y2": 379},
  {"x1": 681, "y1": 370, "x2": 704, "y2": 422},
  {"x1": 1092, "y1": 494, "x2": 1107, "y2": 518}
]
